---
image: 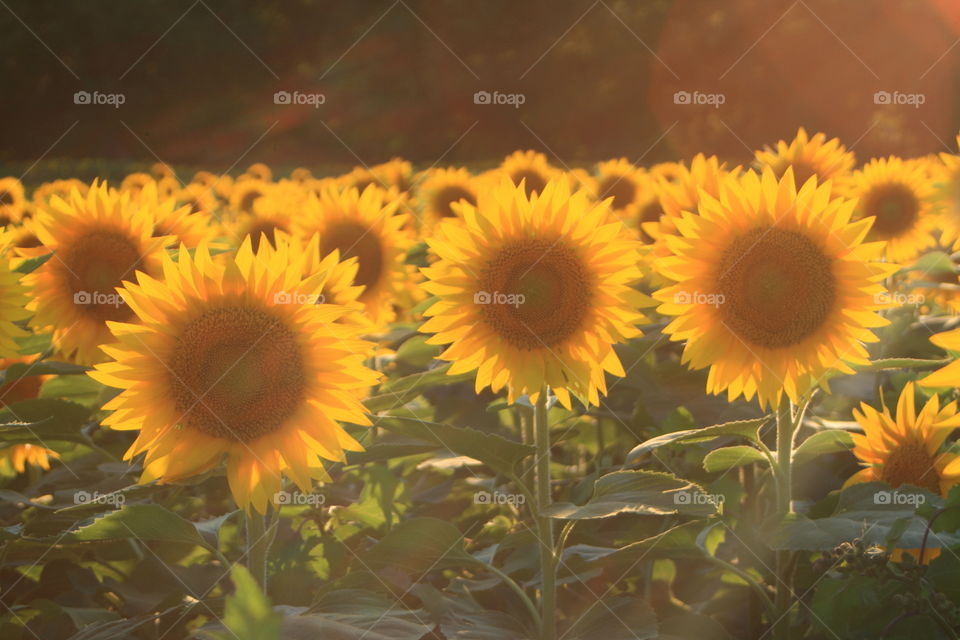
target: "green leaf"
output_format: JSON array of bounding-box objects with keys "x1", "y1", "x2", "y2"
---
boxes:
[
  {"x1": 702, "y1": 445, "x2": 767, "y2": 472},
  {"x1": 793, "y1": 430, "x2": 854, "y2": 465},
  {"x1": 344, "y1": 440, "x2": 438, "y2": 466},
  {"x1": 542, "y1": 470, "x2": 718, "y2": 519},
  {"x1": 14, "y1": 251, "x2": 53, "y2": 274},
  {"x1": 394, "y1": 335, "x2": 440, "y2": 367},
  {"x1": 215, "y1": 565, "x2": 281, "y2": 640},
  {"x1": 364, "y1": 364, "x2": 476, "y2": 412},
  {"x1": 0, "y1": 360, "x2": 90, "y2": 385},
  {"x1": 0, "y1": 398, "x2": 93, "y2": 444},
  {"x1": 583, "y1": 521, "x2": 709, "y2": 567},
  {"x1": 626, "y1": 418, "x2": 769, "y2": 463},
  {"x1": 370, "y1": 415, "x2": 533, "y2": 476},
  {"x1": 365, "y1": 517, "x2": 475, "y2": 574},
  {"x1": 564, "y1": 596, "x2": 658, "y2": 640},
  {"x1": 66, "y1": 504, "x2": 209, "y2": 547}
]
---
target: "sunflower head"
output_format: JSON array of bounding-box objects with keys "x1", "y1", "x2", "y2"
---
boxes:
[
  {"x1": 841, "y1": 156, "x2": 936, "y2": 263},
  {"x1": 498, "y1": 150, "x2": 561, "y2": 199},
  {"x1": 420, "y1": 177, "x2": 649, "y2": 409},
  {"x1": 0, "y1": 178, "x2": 26, "y2": 226},
  {"x1": 228, "y1": 178, "x2": 271, "y2": 219},
  {"x1": 653, "y1": 167, "x2": 897, "y2": 409},
  {"x1": 592, "y1": 159, "x2": 646, "y2": 212},
  {"x1": 847, "y1": 382, "x2": 960, "y2": 497},
  {"x1": 120, "y1": 173, "x2": 155, "y2": 197},
  {"x1": 227, "y1": 181, "x2": 307, "y2": 251},
  {"x1": 755, "y1": 127, "x2": 855, "y2": 186},
  {"x1": 0, "y1": 444, "x2": 58, "y2": 474},
  {"x1": 89, "y1": 237, "x2": 380, "y2": 513},
  {"x1": 297, "y1": 184, "x2": 416, "y2": 328},
  {"x1": 23, "y1": 180, "x2": 173, "y2": 364},
  {"x1": 414, "y1": 167, "x2": 479, "y2": 233}
]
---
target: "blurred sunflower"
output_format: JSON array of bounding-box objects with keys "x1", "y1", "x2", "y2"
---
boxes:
[
  {"x1": 755, "y1": 127, "x2": 855, "y2": 186},
  {"x1": 228, "y1": 178, "x2": 270, "y2": 218},
  {"x1": 245, "y1": 162, "x2": 273, "y2": 182},
  {"x1": 498, "y1": 150, "x2": 561, "y2": 198},
  {"x1": 643, "y1": 154, "x2": 731, "y2": 247},
  {"x1": 420, "y1": 178, "x2": 649, "y2": 409},
  {"x1": 24, "y1": 181, "x2": 172, "y2": 364},
  {"x1": 653, "y1": 168, "x2": 896, "y2": 409},
  {"x1": 0, "y1": 178, "x2": 25, "y2": 226},
  {"x1": 227, "y1": 181, "x2": 306, "y2": 251},
  {"x1": 415, "y1": 167, "x2": 478, "y2": 233},
  {"x1": 370, "y1": 158, "x2": 413, "y2": 193},
  {"x1": 593, "y1": 159, "x2": 646, "y2": 213},
  {"x1": 89, "y1": 239, "x2": 379, "y2": 513},
  {"x1": 298, "y1": 184, "x2": 415, "y2": 328},
  {"x1": 846, "y1": 382, "x2": 960, "y2": 494},
  {"x1": 0, "y1": 444, "x2": 58, "y2": 474},
  {"x1": 120, "y1": 172, "x2": 155, "y2": 196},
  {"x1": 135, "y1": 182, "x2": 215, "y2": 248},
  {"x1": 844, "y1": 157, "x2": 936, "y2": 263},
  {"x1": 32, "y1": 179, "x2": 88, "y2": 208}
]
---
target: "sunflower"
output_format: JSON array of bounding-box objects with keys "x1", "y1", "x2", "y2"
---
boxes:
[
  {"x1": 755, "y1": 127, "x2": 855, "y2": 186},
  {"x1": 846, "y1": 382, "x2": 960, "y2": 495},
  {"x1": 297, "y1": 184, "x2": 415, "y2": 328},
  {"x1": 228, "y1": 178, "x2": 270, "y2": 218},
  {"x1": 498, "y1": 150, "x2": 561, "y2": 198},
  {"x1": 0, "y1": 236, "x2": 30, "y2": 357},
  {"x1": 32, "y1": 179, "x2": 88, "y2": 208},
  {"x1": 150, "y1": 162, "x2": 175, "y2": 179},
  {"x1": 420, "y1": 177, "x2": 649, "y2": 409},
  {"x1": 592, "y1": 159, "x2": 646, "y2": 213},
  {"x1": 642, "y1": 154, "x2": 732, "y2": 248},
  {"x1": 414, "y1": 167, "x2": 478, "y2": 233},
  {"x1": 245, "y1": 162, "x2": 273, "y2": 182},
  {"x1": 842, "y1": 157, "x2": 936, "y2": 263},
  {"x1": 133, "y1": 181, "x2": 215, "y2": 249},
  {"x1": 0, "y1": 356, "x2": 50, "y2": 406},
  {"x1": 89, "y1": 239, "x2": 379, "y2": 513},
  {"x1": 23, "y1": 181, "x2": 172, "y2": 365},
  {"x1": 120, "y1": 172, "x2": 155, "y2": 196},
  {"x1": 0, "y1": 444, "x2": 58, "y2": 473},
  {"x1": 0, "y1": 178, "x2": 26, "y2": 226},
  {"x1": 933, "y1": 136, "x2": 960, "y2": 249},
  {"x1": 653, "y1": 167, "x2": 896, "y2": 409},
  {"x1": 227, "y1": 181, "x2": 306, "y2": 251},
  {"x1": 370, "y1": 158, "x2": 413, "y2": 193}
]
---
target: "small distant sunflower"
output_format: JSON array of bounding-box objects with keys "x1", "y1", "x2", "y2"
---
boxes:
[
  {"x1": 298, "y1": 184, "x2": 414, "y2": 328},
  {"x1": 150, "y1": 162, "x2": 175, "y2": 179},
  {"x1": 370, "y1": 158, "x2": 413, "y2": 193},
  {"x1": 0, "y1": 178, "x2": 26, "y2": 226},
  {"x1": 120, "y1": 172, "x2": 155, "y2": 196},
  {"x1": 643, "y1": 154, "x2": 732, "y2": 248},
  {"x1": 415, "y1": 167, "x2": 478, "y2": 233},
  {"x1": 846, "y1": 382, "x2": 960, "y2": 495},
  {"x1": 24, "y1": 181, "x2": 172, "y2": 364},
  {"x1": 498, "y1": 150, "x2": 561, "y2": 198},
  {"x1": 844, "y1": 157, "x2": 936, "y2": 263},
  {"x1": 291, "y1": 167, "x2": 313, "y2": 183},
  {"x1": 89, "y1": 239, "x2": 379, "y2": 513},
  {"x1": 245, "y1": 162, "x2": 273, "y2": 182},
  {"x1": 420, "y1": 178, "x2": 649, "y2": 408},
  {"x1": 653, "y1": 168, "x2": 896, "y2": 409},
  {"x1": 227, "y1": 182, "x2": 306, "y2": 251},
  {"x1": 129, "y1": 181, "x2": 215, "y2": 249},
  {"x1": 755, "y1": 127, "x2": 855, "y2": 186},
  {"x1": 593, "y1": 159, "x2": 646, "y2": 213},
  {"x1": 0, "y1": 444, "x2": 58, "y2": 473},
  {"x1": 229, "y1": 178, "x2": 270, "y2": 218},
  {"x1": 649, "y1": 161, "x2": 684, "y2": 184},
  {"x1": 33, "y1": 179, "x2": 88, "y2": 208}
]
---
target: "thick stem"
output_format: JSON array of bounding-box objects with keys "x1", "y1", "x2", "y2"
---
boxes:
[
  {"x1": 246, "y1": 509, "x2": 269, "y2": 589},
  {"x1": 773, "y1": 401, "x2": 797, "y2": 640},
  {"x1": 534, "y1": 388, "x2": 557, "y2": 640}
]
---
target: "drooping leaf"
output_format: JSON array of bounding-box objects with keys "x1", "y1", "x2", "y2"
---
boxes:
[
  {"x1": 364, "y1": 364, "x2": 476, "y2": 412},
  {"x1": 626, "y1": 418, "x2": 769, "y2": 463},
  {"x1": 702, "y1": 445, "x2": 767, "y2": 472},
  {"x1": 66, "y1": 504, "x2": 209, "y2": 548}
]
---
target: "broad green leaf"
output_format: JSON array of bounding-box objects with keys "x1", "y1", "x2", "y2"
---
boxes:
[
  {"x1": 0, "y1": 360, "x2": 90, "y2": 385},
  {"x1": 364, "y1": 364, "x2": 475, "y2": 412},
  {"x1": 411, "y1": 584, "x2": 527, "y2": 639},
  {"x1": 542, "y1": 470, "x2": 717, "y2": 519},
  {"x1": 793, "y1": 430, "x2": 854, "y2": 465},
  {"x1": 370, "y1": 415, "x2": 533, "y2": 476},
  {"x1": 394, "y1": 335, "x2": 440, "y2": 367},
  {"x1": 67, "y1": 504, "x2": 209, "y2": 547},
  {"x1": 565, "y1": 596, "x2": 658, "y2": 640},
  {"x1": 626, "y1": 418, "x2": 769, "y2": 463},
  {"x1": 365, "y1": 517, "x2": 475, "y2": 574},
  {"x1": 702, "y1": 445, "x2": 767, "y2": 472},
  {"x1": 14, "y1": 252, "x2": 53, "y2": 274},
  {"x1": 584, "y1": 521, "x2": 709, "y2": 567},
  {"x1": 214, "y1": 565, "x2": 281, "y2": 640},
  {"x1": 0, "y1": 398, "x2": 93, "y2": 444}
]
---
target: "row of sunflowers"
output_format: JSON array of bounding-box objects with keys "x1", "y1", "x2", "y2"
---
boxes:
[{"x1": 3, "y1": 128, "x2": 960, "y2": 638}]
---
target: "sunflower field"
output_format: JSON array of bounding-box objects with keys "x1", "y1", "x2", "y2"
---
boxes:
[{"x1": 7, "y1": 1, "x2": 960, "y2": 638}]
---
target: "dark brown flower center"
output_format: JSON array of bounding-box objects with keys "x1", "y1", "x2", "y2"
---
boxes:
[
  {"x1": 61, "y1": 230, "x2": 142, "y2": 322},
  {"x1": 863, "y1": 182, "x2": 920, "y2": 238},
  {"x1": 510, "y1": 170, "x2": 547, "y2": 198},
  {"x1": 432, "y1": 185, "x2": 476, "y2": 218},
  {"x1": 880, "y1": 437, "x2": 941, "y2": 494},
  {"x1": 598, "y1": 175, "x2": 637, "y2": 210},
  {"x1": 320, "y1": 221, "x2": 384, "y2": 292}
]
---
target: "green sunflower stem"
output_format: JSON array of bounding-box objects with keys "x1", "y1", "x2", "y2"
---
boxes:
[
  {"x1": 246, "y1": 509, "x2": 269, "y2": 589},
  {"x1": 533, "y1": 387, "x2": 557, "y2": 640},
  {"x1": 773, "y1": 400, "x2": 797, "y2": 639}
]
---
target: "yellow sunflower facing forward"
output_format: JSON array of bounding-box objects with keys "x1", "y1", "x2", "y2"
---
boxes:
[
  {"x1": 653, "y1": 168, "x2": 896, "y2": 409},
  {"x1": 89, "y1": 239, "x2": 380, "y2": 513},
  {"x1": 298, "y1": 184, "x2": 415, "y2": 328},
  {"x1": 498, "y1": 150, "x2": 561, "y2": 198},
  {"x1": 420, "y1": 178, "x2": 649, "y2": 409},
  {"x1": 843, "y1": 157, "x2": 936, "y2": 263},
  {"x1": 24, "y1": 181, "x2": 172, "y2": 364},
  {"x1": 755, "y1": 128, "x2": 855, "y2": 186},
  {"x1": 846, "y1": 382, "x2": 960, "y2": 495},
  {"x1": 414, "y1": 167, "x2": 478, "y2": 233}
]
